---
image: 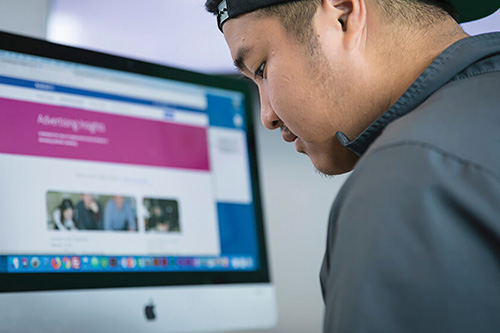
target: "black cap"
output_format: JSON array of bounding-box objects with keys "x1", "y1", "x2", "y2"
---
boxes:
[
  {"x1": 216, "y1": 0, "x2": 500, "y2": 31},
  {"x1": 216, "y1": 0, "x2": 303, "y2": 31}
]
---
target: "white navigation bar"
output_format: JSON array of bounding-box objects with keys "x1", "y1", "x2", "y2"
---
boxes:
[
  {"x1": 0, "y1": 84, "x2": 208, "y2": 127},
  {"x1": 0, "y1": 53, "x2": 207, "y2": 110}
]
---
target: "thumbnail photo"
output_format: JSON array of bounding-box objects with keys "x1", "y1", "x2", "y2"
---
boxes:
[
  {"x1": 143, "y1": 198, "x2": 180, "y2": 233},
  {"x1": 47, "y1": 191, "x2": 138, "y2": 232}
]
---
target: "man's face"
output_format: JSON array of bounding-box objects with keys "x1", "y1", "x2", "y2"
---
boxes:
[
  {"x1": 223, "y1": 11, "x2": 361, "y2": 175},
  {"x1": 113, "y1": 196, "x2": 124, "y2": 209},
  {"x1": 81, "y1": 194, "x2": 94, "y2": 207}
]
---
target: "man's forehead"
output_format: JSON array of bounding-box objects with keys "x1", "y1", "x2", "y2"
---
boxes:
[
  {"x1": 222, "y1": 16, "x2": 259, "y2": 74},
  {"x1": 222, "y1": 13, "x2": 263, "y2": 51},
  {"x1": 223, "y1": 13, "x2": 280, "y2": 56},
  {"x1": 223, "y1": 11, "x2": 280, "y2": 44}
]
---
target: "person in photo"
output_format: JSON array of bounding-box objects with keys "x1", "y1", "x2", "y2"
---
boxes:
[
  {"x1": 75, "y1": 193, "x2": 102, "y2": 230},
  {"x1": 104, "y1": 196, "x2": 137, "y2": 231},
  {"x1": 53, "y1": 198, "x2": 77, "y2": 231}
]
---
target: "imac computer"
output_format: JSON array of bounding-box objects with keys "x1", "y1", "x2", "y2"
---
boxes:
[{"x1": 0, "y1": 31, "x2": 276, "y2": 332}]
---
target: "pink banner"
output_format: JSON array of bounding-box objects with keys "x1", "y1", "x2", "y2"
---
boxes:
[{"x1": 0, "y1": 97, "x2": 210, "y2": 171}]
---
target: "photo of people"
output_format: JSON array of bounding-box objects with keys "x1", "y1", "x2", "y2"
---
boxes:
[
  {"x1": 143, "y1": 198, "x2": 180, "y2": 232},
  {"x1": 47, "y1": 191, "x2": 138, "y2": 232},
  {"x1": 103, "y1": 196, "x2": 137, "y2": 231}
]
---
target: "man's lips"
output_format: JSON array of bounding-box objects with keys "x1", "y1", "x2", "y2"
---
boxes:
[
  {"x1": 282, "y1": 127, "x2": 305, "y2": 154},
  {"x1": 282, "y1": 132, "x2": 297, "y2": 143},
  {"x1": 281, "y1": 126, "x2": 297, "y2": 143}
]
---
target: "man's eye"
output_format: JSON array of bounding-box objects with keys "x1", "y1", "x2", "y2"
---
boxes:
[{"x1": 254, "y1": 62, "x2": 266, "y2": 79}]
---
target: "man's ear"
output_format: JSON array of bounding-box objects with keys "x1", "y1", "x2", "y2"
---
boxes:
[{"x1": 322, "y1": 0, "x2": 367, "y2": 49}]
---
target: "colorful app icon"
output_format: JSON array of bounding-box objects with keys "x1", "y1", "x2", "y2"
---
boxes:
[
  {"x1": 162, "y1": 258, "x2": 168, "y2": 267},
  {"x1": 51, "y1": 257, "x2": 62, "y2": 270},
  {"x1": 31, "y1": 257, "x2": 40, "y2": 269},
  {"x1": 100, "y1": 257, "x2": 109, "y2": 268},
  {"x1": 231, "y1": 257, "x2": 240, "y2": 269},
  {"x1": 21, "y1": 258, "x2": 29, "y2": 269},
  {"x1": 221, "y1": 257, "x2": 229, "y2": 268},
  {"x1": 192, "y1": 259, "x2": 201, "y2": 268},
  {"x1": 207, "y1": 259, "x2": 215, "y2": 268},
  {"x1": 71, "y1": 257, "x2": 81, "y2": 270},
  {"x1": 62, "y1": 257, "x2": 71, "y2": 269},
  {"x1": 109, "y1": 258, "x2": 117, "y2": 268},
  {"x1": 91, "y1": 257, "x2": 99, "y2": 268},
  {"x1": 12, "y1": 257, "x2": 19, "y2": 269},
  {"x1": 127, "y1": 257, "x2": 136, "y2": 269},
  {"x1": 153, "y1": 258, "x2": 159, "y2": 267},
  {"x1": 145, "y1": 258, "x2": 152, "y2": 267},
  {"x1": 240, "y1": 258, "x2": 249, "y2": 269},
  {"x1": 138, "y1": 258, "x2": 145, "y2": 268},
  {"x1": 120, "y1": 257, "x2": 128, "y2": 268},
  {"x1": 247, "y1": 258, "x2": 254, "y2": 268},
  {"x1": 81, "y1": 257, "x2": 89, "y2": 269}
]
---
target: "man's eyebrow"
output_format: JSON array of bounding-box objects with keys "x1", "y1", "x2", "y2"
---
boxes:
[{"x1": 234, "y1": 46, "x2": 254, "y2": 75}]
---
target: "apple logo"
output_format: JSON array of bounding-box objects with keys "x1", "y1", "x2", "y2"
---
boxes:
[{"x1": 144, "y1": 300, "x2": 156, "y2": 321}]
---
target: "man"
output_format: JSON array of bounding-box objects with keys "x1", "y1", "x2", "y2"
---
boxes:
[
  {"x1": 103, "y1": 196, "x2": 137, "y2": 231},
  {"x1": 206, "y1": 0, "x2": 500, "y2": 331},
  {"x1": 75, "y1": 193, "x2": 102, "y2": 230}
]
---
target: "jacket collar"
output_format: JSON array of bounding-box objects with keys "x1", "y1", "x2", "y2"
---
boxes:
[{"x1": 335, "y1": 32, "x2": 500, "y2": 157}]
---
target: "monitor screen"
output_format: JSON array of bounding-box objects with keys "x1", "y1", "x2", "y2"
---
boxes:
[{"x1": 0, "y1": 31, "x2": 276, "y2": 332}]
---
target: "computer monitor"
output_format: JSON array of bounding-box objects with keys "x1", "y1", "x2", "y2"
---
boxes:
[{"x1": 0, "y1": 31, "x2": 276, "y2": 332}]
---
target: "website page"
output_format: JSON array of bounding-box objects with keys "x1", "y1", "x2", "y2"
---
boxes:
[{"x1": 0, "y1": 50, "x2": 256, "y2": 272}]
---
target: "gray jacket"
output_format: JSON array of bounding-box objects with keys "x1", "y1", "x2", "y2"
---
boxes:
[{"x1": 321, "y1": 33, "x2": 500, "y2": 332}]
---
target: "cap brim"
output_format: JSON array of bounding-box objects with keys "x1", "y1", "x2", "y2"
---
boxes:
[{"x1": 451, "y1": 0, "x2": 500, "y2": 23}]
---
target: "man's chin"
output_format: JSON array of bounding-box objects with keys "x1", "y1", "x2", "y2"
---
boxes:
[
  {"x1": 309, "y1": 154, "x2": 358, "y2": 176},
  {"x1": 314, "y1": 165, "x2": 352, "y2": 176}
]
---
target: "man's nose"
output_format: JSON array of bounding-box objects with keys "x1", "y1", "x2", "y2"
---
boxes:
[{"x1": 259, "y1": 87, "x2": 280, "y2": 130}]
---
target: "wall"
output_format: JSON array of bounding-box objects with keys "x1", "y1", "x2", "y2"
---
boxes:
[{"x1": 0, "y1": 0, "x2": 50, "y2": 38}]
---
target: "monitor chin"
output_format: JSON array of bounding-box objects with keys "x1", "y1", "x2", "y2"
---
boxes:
[{"x1": 0, "y1": 284, "x2": 277, "y2": 332}]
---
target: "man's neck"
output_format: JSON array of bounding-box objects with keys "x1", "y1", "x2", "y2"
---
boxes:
[{"x1": 376, "y1": 18, "x2": 469, "y2": 110}]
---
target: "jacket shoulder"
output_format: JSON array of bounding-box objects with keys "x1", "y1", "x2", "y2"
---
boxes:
[{"x1": 369, "y1": 70, "x2": 500, "y2": 173}]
